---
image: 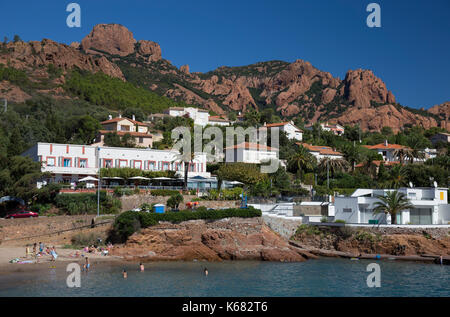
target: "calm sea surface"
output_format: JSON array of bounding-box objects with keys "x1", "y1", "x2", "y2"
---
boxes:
[{"x1": 0, "y1": 258, "x2": 448, "y2": 297}]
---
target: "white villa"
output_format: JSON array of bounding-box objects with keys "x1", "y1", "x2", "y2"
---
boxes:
[
  {"x1": 297, "y1": 143, "x2": 344, "y2": 160},
  {"x1": 164, "y1": 107, "x2": 210, "y2": 126},
  {"x1": 22, "y1": 142, "x2": 211, "y2": 188},
  {"x1": 334, "y1": 187, "x2": 450, "y2": 225},
  {"x1": 263, "y1": 121, "x2": 303, "y2": 141},
  {"x1": 224, "y1": 142, "x2": 278, "y2": 164}
]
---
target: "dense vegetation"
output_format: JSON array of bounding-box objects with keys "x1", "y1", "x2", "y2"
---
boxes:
[{"x1": 108, "y1": 206, "x2": 262, "y2": 242}]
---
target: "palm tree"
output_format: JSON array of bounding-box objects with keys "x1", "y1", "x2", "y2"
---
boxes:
[
  {"x1": 318, "y1": 157, "x2": 348, "y2": 178},
  {"x1": 385, "y1": 165, "x2": 408, "y2": 189},
  {"x1": 393, "y1": 147, "x2": 413, "y2": 165},
  {"x1": 373, "y1": 191, "x2": 413, "y2": 224},
  {"x1": 341, "y1": 144, "x2": 361, "y2": 172},
  {"x1": 288, "y1": 145, "x2": 316, "y2": 181},
  {"x1": 175, "y1": 134, "x2": 195, "y2": 191}
]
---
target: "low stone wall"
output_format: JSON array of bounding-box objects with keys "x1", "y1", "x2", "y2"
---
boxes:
[
  {"x1": 120, "y1": 194, "x2": 240, "y2": 211},
  {"x1": 0, "y1": 214, "x2": 99, "y2": 244},
  {"x1": 364, "y1": 226, "x2": 450, "y2": 240},
  {"x1": 262, "y1": 214, "x2": 303, "y2": 239}
]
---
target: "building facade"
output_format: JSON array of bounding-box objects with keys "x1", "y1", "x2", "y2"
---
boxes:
[
  {"x1": 164, "y1": 107, "x2": 210, "y2": 126},
  {"x1": 264, "y1": 121, "x2": 303, "y2": 141},
  {"x1": 92, "y1": 115, "x2": 153, "y2": 148},
  {"x1": 224, "y1": 142, "x2": 278, "y2": 164},
  {"x1": 334, "y1": 187, "x2": 450, "y2": 225},
  {"x1": 23, "y1": 143, "x2": 211, "y2": 188},
  {"x1": 297, "y1": 143, "x2": 344, "y2": 160}
]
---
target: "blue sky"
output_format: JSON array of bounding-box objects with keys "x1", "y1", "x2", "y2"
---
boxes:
[{"x1": 0, "y1": 0, "x2": 448, "y2": 109}]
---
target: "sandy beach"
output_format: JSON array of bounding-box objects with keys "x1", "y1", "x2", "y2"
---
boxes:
[{"x1": 0, "y1": 245, "x2": 123, "y2": 275}]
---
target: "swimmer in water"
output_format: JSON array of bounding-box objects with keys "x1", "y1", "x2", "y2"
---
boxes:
[
  {"x1": 84, "y1": 257, "x2": 90, "y2": 271},
  {"x1": 123, "y1": 269, "x2": 127, "y2": 278},
  {"x1": 204, "y1": 268, "x2": 208, "y2": 276},
  {"x1": 140, "y1": 262, "x2": 144, "y2": 272}
]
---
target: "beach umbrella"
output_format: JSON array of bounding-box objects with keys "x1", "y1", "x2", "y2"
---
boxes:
[
  {"x1": 128, "y1": 176, "x2": 151, "y2": 180},
  {"x1": 78, "y1": 176, "x2": 99, "y2": 182}
]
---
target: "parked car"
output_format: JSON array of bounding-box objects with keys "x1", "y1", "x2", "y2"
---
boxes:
[{"x1": 5, "y1": 210, "x2": 38, "y2": 219}]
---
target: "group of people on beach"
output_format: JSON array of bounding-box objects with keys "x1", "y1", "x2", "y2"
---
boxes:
[{"x1": 26, "y1": 242, "x2": 58, "y2": 262}]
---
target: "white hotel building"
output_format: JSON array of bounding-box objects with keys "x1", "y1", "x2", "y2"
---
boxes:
[
  {"x1": 334, "y1": 187, "x2": 450, "y2": 225},
  {"x1": 22, "y1": 143, "x2": 211, "y2": 187}
]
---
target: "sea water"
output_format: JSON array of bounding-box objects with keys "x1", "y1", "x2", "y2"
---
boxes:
[{"x1": 0, "y1": 258, "x2": 448, "y2": 297}]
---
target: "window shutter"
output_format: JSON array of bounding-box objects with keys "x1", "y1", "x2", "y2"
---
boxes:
[
  {"x1": 115, "y1": 159, "x2": 119, "y2": 167},
  {"x1": 144, "y1": 161, "x2": 148, "y2": 170}
]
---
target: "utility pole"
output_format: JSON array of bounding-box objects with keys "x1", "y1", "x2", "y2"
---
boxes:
[
  {"x1": 327, "y1": 160, "x2": 330, "y2": 189},
  {"x1": 97, "y1": 147, "x2": 101, "y2": 218}
]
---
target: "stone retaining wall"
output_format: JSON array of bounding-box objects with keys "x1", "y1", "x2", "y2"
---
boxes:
[
  {"x1": 262, "y1": 214, "x2": 303, "y2": 239},
  {"x1": 120, "y1": 194, "x2": 240, "y2": 211}
]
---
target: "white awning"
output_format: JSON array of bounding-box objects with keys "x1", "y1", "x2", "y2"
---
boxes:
[{"x1": 78, "y1": 176, "x2": 99, "y2": 182}]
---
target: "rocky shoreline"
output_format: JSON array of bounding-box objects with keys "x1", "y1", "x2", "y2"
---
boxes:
[
  {"x1": 110, "y1": 217, "x2": 316, "y2": 262},
  {"x1": 110, "y1": 217, "x2": 450, "y2": 264}
]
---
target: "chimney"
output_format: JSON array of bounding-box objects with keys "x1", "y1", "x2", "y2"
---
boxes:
[
  {"x1": 132, "y1": 114, "x2": 136, "y2": 121},
  {"x1": 384, "y1": 140, "x2": 388, "y2": 146},
  {"x1": 108, "y1": 114, "x2": 112, "y2": 120}
]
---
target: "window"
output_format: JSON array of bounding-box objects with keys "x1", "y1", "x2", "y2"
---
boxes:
[
  {"x1": 139, "y1": 137, "x2": 144, "y2": 144},
  {"x1": 148, "y1": 161, "x2": 156, "y2": 171},
  {"x1": 63, "y1": 158, "x2": 72, "y2": 167},
  {"x1": 343, "y1": 208, "x2": 352, "y2": 213},
  {"x1": 162, "y1": 162, "x2": 170, "y2": 171},
  {"x1": 189, "y1": 163, "x2": 195, "y2": 172},
  {"x1": 47, "y1": 157, "x2": 56, "y2": 167},
  {"x1": 104, "y1": 159, "x2": 113, "y2": 168},
  {"x1": 134, "y1": 160, "x2": 142, "y2": 169},
  {"x1": 408, "y1": 192, "x2": 416, "y2": 199},
  {"x1": 79, "y1": 159, "x2": 88, "y2": 168}
]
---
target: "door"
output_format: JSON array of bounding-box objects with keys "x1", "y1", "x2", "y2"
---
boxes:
[{"x1": 410, "y1": 208, "x2": 432, "y2": 225}]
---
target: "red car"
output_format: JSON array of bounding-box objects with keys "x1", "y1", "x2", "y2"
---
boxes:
[{"x1": 5, "y1": 210, "x2": 38, "y2": 219}]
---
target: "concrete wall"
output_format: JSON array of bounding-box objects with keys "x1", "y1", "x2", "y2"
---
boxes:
[{"x1": 262, "y1": 214, "x2": 303, "y2": 239}]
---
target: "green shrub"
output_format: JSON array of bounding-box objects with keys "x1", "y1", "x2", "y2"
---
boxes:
[
  {"x1": 334, "y1": 219, "x2": 346, "y2": 224},
  {"x1": 55, "y1": 192, "x2": 121, "y2": 215},
  {"x1": 150, "y1": 189, "x2": 180, "y2": 196},
  {"x1": 71, "y1": 232, "x2": 105, "y2": 247},
  {"x1": 167, "y1": 193, "x2": 183, "y2": 210}
]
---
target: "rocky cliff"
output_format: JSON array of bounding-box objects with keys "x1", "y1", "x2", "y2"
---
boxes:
[
  {"x1": 0, "y1": 23, "x2": 446, "y2": 132},
  {"x1": 110, "y1": 217, "x2": 314, "y2": 262}
]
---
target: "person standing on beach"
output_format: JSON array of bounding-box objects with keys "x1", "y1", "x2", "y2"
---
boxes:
[
  {"x1": 33, "y1": 243, "x2": 37, "y2": 256},
  {"x1": 39, "y1": 242, "x2": 44, "y2": 254},
  {"x1": 140, "y1": 263, "x2": 144, "y2": 272}
]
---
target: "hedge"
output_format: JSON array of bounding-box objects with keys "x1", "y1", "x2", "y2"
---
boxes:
[
  {"x1": 109, "y1": 206, "x2": 262, "y2": 242},
  {"x1": 150, "y1": 189, "x2": 180, "y2": 196},
  {"x1": 55, "y1": 192, "x2": 121, "y2": 215}
]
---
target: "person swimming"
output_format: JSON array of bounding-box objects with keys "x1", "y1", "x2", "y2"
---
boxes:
[
  {"x1": 204, "y1": 268, "x2": 208, "y2": 276},
  {"x1": 123, "y1": 269, "x2": 127, "y2": 279},
  {"x1": 140, "y1": 263, "x2": 144, "y2": 272},
  {"x1": 84, "y1": 257, "x2": 90, "y2": 271}
]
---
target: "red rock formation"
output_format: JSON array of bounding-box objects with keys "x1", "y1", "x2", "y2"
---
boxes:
[
  {"x1": 343, "y1": 69, "x2": 395, "y2": 108},
  {"x1": 81, "y1": 23, "x2": 136, "y2": 56},
  {"x1": 0, "y1": 39, "x2": 124, "y2": 80},
  {"x1": 111, "y1": 218, "x2": 308, "y2": 262},
  {"x1": 137, "y1": 40, "x2": 162, "y2": 62}
]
